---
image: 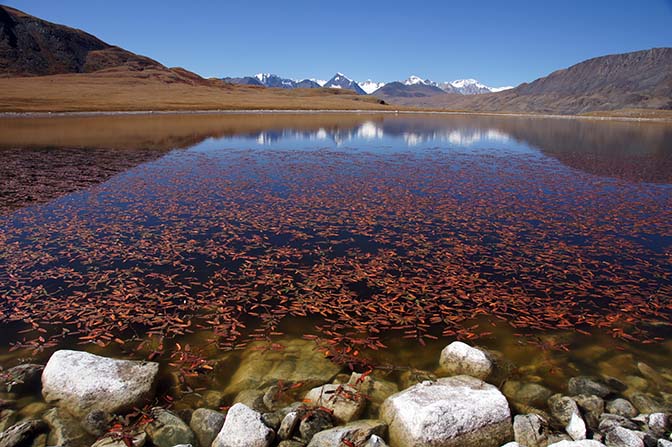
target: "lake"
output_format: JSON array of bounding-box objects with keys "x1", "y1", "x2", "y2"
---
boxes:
[{"x1": 0, "y1": 112, "x2": 670, "y2": 415}]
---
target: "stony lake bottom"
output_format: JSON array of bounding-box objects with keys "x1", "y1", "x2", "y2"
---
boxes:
[{"x1": 0, "y1": 113, "x2": 670, "y2": 418}]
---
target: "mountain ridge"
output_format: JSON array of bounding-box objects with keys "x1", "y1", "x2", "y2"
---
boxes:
[
  {"x1": 389, "y1": 48, "x2": 672, "y2": 114},
  {"x1": 0, "y1": 5, "x2": 165, "y2": 76}
]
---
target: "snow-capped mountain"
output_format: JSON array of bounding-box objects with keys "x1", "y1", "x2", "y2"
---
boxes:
[
  {"x1": 403, "y1": 75, "x2": 436, "y2": 86},
  {"x1": 402, "y1": 76, "x2": 512, "y2": 94},
  {"x1": 359, "y1": 80, "x2": 386, "y2": 94},
  {"x1": 448, "y1": 79, "x2": 513, "y2": 94},
  {"x1": 222, "y1": 72, "x2": 514, "y2": 96},
  {"x1": 324, "y1": 73, "x2": 367, "y2": 95},
  {"x1": 254, "y1": 73, "x2": 295, "y2": 88},
  {"x1": 223, "y1": 73, "x2": 321, "y2": 89}
]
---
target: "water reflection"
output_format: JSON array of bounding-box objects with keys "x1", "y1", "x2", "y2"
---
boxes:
[{"x1": 0, "y1": 113, "x2": 671, "y2": 194}]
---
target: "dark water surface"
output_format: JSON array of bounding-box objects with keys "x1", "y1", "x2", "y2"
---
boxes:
[{"x1": 0, "y1": 113, "x2": 671, "y2": 410}]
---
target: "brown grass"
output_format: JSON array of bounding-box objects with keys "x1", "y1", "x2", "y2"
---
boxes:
[{"x1": 0, "y1": 67, "x2": 392, "y2": 113}]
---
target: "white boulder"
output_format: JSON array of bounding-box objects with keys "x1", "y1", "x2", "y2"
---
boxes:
[
  {"x1": 439, "y1": 342, "x2": 493, "y2": 380},
  {"x1": 380, "y1": 375, "x2": 512, "y2": 447},
  {"x1": 41, "y1": 350, "x2": 159, "y2": 418}
]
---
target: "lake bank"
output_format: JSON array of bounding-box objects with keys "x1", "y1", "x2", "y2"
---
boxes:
[{"x1": 1, "y1": 337, "x2": 670, "y2": 447}]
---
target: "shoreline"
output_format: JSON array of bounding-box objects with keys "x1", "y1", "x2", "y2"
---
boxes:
[
  {"x1": 2, "y1": 339, "x2": 670, "y2": 447},
  {"x1": 1, "y1": 108, "x2": 672, "y2": 123}
]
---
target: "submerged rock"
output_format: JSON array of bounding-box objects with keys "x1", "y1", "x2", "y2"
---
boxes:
[
  {"x1": 637, "y1": 363, "x2": 666, "y2": 389},
  {"x1": 41, "y1": 350, "x2": 159, "y2": 418},
  {"x1": 90, "y1": 431, "x2": 146, "y2": 447},
  {"x1": 0, "y1": 364, "x2": 44, "y2": 394},
  {"x1": 304, "y1": 384, "x2": 365, "y2": 423},
  {"x1": 504, "y1": 381, "x2": 553, "y2": 408},
  {"x1": 306, "y1": 419, "x2": 387, "y2": 447},
  {"x1": 224, "y1": 340, "x2": 341, "y2": 397},
  {"x1": 573, "y1": 395, "x2": 605, "y2": 431},
  {"x1": 278, "y1": 411, "x2": 301, "y2": 440},
  {"x1": 0, "y1": 420, "x2": 48, "y2": 447},
  {"x1": 398, "y1": 369, "x2": 437, "y2": 390},
  {"x1": 212, "y1": 403, "x2": 275, "y2": 447},
  {"x1": 513, "y1": 414, "x2": 549, "y2": 447},
  {"x1": 298, "y1": 408, "x2": 334, "y2": 442},
  {"x1": 380, "y1": 375, "x2": 512, "y2": 447},
  {"x1": 549, "y1": 394, "x2": 582, "y2": 426},
  {"x1": 347, "y1": 372, "x2": 398, "y2": 417},
  {"x1": 263, "y1": 384, "x2": 299, "y2": 412},
  {"x1": 0, "y1": 409, "x2": 18, "y2": 433},
  {"x1": 277, "y1": 441, "x2": 305, "y2": 447},
  {"x1": 233, "y1": 389, "x2": 267, "y2": 412},
  {"x1": 569, "y1": 377, "x2": 612, "y2": 398},
  {"x1": 81, "y1": 409, "x2": 112, "y2": 437},
  {"x1": 43, "y1": 407, "x2": 94, "y2": 447},
  {"x1": 145, "y1": 408, "x2": 196, "y2": 447},
  {"x1": 628, "y1": 393, "x2": 669, "y2": 414},
  {"x1": 438, "y1": 341, "x2": 493, "y2": 380},
  {"x1": 190, "y1": 408, "x2": 226, "y2": 447},
  {"x1": 606, "y1": 399, "x2": 638, "y2": 418},
  {"x1": 17, "y1": 403, "x2": 48, "y2": 419}
]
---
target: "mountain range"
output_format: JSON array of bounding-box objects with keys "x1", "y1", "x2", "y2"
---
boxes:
[
  {"x1": 1, "y1": 5, "x2": 671, "y2": 116},
  {"x1": 222, "y1": 72, "x2": 512, "y2": 96}
]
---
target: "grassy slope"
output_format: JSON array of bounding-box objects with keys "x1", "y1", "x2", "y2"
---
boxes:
[{"x1": 0, "y1": 67, "x2": 392, "y2": 113}]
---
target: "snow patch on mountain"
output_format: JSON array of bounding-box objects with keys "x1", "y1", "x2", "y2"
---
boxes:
[
  {"x1": 359, "y1": 80, "x2": 386, "y2": 94},
  {"x1": 450, "y1": 79, "x2": 513, "y2": 94},
  {"x1": 324, "y1": 73, "x2": 367, "y2": 95},
  {"x1": 489, "y1": 85, "x2": 514, "y2": 92},
  {"x1": 404, "y1": 75, "x2": 436, "y2": 86}
]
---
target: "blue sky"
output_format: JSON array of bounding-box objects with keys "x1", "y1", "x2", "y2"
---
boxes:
[{"x1": 5, "y1": 0, "x2": 672, "y2": 87}]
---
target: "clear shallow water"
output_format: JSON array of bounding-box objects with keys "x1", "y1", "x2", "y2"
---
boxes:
[{"x1": 0, "y1": 113, "x2": 671, "y2": 412}]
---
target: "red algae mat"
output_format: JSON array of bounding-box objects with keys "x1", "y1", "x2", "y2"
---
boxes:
[{"x1": 0, "y1": 114, "x2": 670, "y2": 370}]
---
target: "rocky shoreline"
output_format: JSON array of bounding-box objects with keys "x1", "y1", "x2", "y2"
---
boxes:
[{"x1": 0, "y1": 341, "x2": 670, "y2": 447}]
